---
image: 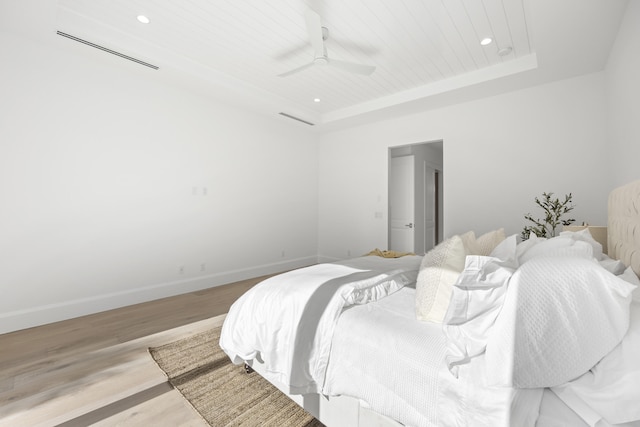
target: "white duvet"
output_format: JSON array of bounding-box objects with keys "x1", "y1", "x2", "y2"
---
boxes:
[
  {"x1": 324, "y1": 286, "x2": 543, "y2": 427},
  {"x1": 219, "y1": 256, "x2": 421, "y2": 394}
]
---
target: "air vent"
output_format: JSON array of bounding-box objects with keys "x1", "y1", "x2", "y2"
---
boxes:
[
  {"x1": 56, "y1": 31, "x2": 159, "y2": 70},
  {"x1": 278, "y1": 112, "x2": 314, "y2": 126}
]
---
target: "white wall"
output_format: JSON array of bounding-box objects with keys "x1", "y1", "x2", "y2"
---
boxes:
[
  {"x1": 0, "y1": 31, "x2": 318, "y2": 333},
  {"x1": 605, "y1": 0, "x2": 640, "y2": 188},
  {"x1": 4, "y1": 2, "x2": 637, "y2": 334},
  {"x1": 318, "y1": 72, "x2": 610, "y2": 261}
]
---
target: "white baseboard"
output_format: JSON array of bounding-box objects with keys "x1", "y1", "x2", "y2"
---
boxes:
[
  {"x1": 0, "y1": 256, "x2": 318, "y2": 335},
  {"x1": 316, "y1": 255, "x2": 343, "y2": 264}
]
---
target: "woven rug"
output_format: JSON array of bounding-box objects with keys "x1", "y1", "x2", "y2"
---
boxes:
[{"x1": 148, "y1": 326, "x2": 323, "y2": 427}]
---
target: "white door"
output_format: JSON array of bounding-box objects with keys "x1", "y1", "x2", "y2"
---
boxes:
[{"x1": 389, "y1": 156, "x2": 414, "y2": 252}]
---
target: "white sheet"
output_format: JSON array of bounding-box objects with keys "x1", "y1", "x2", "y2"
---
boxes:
[
  {"x1": 324, "y1": 285, "x2": 543, "y2": 427},
  {"x1": 551, "y1": 300, "x2": 640, "y2": 426},
  {"x1": 219, "y1": 256, "x2": 421, "y2": 394}
]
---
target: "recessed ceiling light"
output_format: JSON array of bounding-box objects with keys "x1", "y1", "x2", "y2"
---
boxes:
[
  {"x1": 314, "y1": 98, "x2": 321, "y2": 103},
  {"x1": 480, "y1": 37, "x2": 493, "y2": 46},
  {"x1": 137, "y1": 15, "x2": 150, "y2": 24}
]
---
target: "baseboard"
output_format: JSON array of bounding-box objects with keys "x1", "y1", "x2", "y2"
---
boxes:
[
  {"x1": 0, "y1": 256, "x2": 318, "y2": 335},
  {"x1": 316, "y1": 255, "x2": 343, "y2": 264}
]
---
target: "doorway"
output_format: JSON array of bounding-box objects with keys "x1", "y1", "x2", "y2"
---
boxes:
[{"x1": 388, "y1": 141, "x2": 443, "y2": 255}]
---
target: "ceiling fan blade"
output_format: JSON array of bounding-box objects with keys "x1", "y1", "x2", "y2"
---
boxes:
[
  {"x1": 328, "y1": 58, "x2": 376, "y2": 76},
  {"x1": 304, "y1": 9, "x2": 325, "y2": 57},
  {"x1": 334, "y1": 39, "x2": 381, "y2": 56},
  {"x1": 278, "y1": 61, "x2": 315, "y2": 77}
]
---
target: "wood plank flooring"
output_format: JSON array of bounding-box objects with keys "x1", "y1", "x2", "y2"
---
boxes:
[{"x1": 0, "y1": 274, "x2": 271, "y2": 426}]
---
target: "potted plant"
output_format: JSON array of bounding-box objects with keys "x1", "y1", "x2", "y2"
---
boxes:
[{"x1": 521, "y1": 192, "x2": 576, "y2": 240}]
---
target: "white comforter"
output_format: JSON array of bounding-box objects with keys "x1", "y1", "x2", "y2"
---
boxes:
[
  {"x1": 219, "y1": 256, "x2": 421, "y2": 394},
  {"x1": 324, "y1": 285, "x2": 543, "y2": 427}
]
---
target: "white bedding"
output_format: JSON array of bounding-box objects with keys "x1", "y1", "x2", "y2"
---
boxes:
[
  {"x1": 220, "y1": 254, "x2": 541, "y2": 427},
  {"x1": 324, "y1": 285, "x2": 543, "y2": 427},
  {"x1": 550, "y1": 300, "x2": 640, "y2": 427},
  {"x1": 219, "y1": 246, "x2": 640, "y2": 427},
  {"x1": 219, "y1": 255, "x2": 421, "y2": 394}
]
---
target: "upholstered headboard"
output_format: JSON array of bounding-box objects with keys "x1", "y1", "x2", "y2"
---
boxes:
[{"x1": 608, "y1": 180, "x2": 640, "y2": 276}]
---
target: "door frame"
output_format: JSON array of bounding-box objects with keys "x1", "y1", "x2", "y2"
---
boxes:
[{"x1": 388, "y1": 140, "x2": 443, "y2": 254}]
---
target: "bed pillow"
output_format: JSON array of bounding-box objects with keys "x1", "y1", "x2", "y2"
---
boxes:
[
  {"x1": 489, "y1": 233, "x2": 518, "y2": 261},
  {"x1": 599, "y1": 255, "x2": 627, "y2": 275},
  {"x1": 485, "y1": 256, "x2": 636, "y2": 388},
  {"x1": 517, "y1": 235, "x2": 595, "y2": 265},
  {"x1": 474, "y1": 228, "x2": 506, "y2": 255},
  {"x1": 415, "y1": 235, "x2": 466, "y2": 323},
  {"x1": 620, "y1": 266, "x2": 640, "y2": 302},
  {"x1": 559, "y1": 228, "x2": 604, "y2": 260},
  {"x1": 460, "y1": 229, "x2": 506, "y2": 256},
  {"x1": 459, "y1": 230, "x2": 476, "y2": 253}
]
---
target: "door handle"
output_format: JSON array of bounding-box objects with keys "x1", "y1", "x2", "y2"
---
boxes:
[{"x1": 405, "y1": 223, "x2": 413, "y2": 229}]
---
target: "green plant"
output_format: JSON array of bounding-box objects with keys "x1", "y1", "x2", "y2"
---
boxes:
[{"x1": 521, "y1": 192, "x2": 576, "y2": 240}]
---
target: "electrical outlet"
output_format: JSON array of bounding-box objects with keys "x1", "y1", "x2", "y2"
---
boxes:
[
  {"x1": 179, "y1": 266, "x2": 185, "y2": 275},
  {"x1": 281, "y1": 250, "x2": 285, "y2": 258},
  {"x1": 200, "y1": 263, "x2": 206, "y2": 272},
  {"x1": 347, "y1": 249, "x2": 351, "y2": 257}
]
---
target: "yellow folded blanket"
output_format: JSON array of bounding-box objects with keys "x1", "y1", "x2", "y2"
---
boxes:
[{"x1": 365, "y1": 248, "x2": 415, "y2": 258}]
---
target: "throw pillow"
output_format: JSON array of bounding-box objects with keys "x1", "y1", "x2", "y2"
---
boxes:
[
  {"x1": 415, "y1": 235, "x2": 466, "y2": 323},
  {"x1": 460, "y1": 229, "x2": 506, "y2": 256}
]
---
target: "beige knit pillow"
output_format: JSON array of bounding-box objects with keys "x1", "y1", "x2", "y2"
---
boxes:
[
  {"x1": 415, "y1": 235, "x2": 467, "y2": 323},
  {"x1": 461, "y1": 228, "x2": 506, "y2": 256}
]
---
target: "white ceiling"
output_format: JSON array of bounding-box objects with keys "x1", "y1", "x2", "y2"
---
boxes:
[{"x1": 6, "y1": 0, "x2": 630, "y2": 130}]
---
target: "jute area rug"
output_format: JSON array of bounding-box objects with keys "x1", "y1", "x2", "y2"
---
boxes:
[{"x1": 149, "y1": 325, "x2": 324, "y2": 427}]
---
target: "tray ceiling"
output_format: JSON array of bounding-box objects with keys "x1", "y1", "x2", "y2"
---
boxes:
[{"x1": 52, "y1": 0, "x2": 627, "y2": 129}]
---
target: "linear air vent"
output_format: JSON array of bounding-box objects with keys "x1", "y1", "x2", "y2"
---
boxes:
[
  {"x1": 56, "y1": 31, "x2": 159, "y2": 70},
  {"x1": 278, "y1": 112, "x2": 315, "y2": 126}
]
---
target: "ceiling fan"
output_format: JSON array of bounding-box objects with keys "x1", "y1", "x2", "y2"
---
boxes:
[{"x1": 278, "y1": 9, "x2": 376, "y2": 78}]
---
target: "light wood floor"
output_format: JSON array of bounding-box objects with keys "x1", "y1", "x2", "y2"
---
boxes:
[{"x1": 0, "y1": 274, "x2": 271, "y2": 426}]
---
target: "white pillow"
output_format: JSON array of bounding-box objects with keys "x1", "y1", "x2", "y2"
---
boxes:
[
  {"x1": 517, "y1": 235, "x2": 595, "y2": 265},
  {"x1": 489, "y1": 234, "x2": 518, "y2": 262},
  {"x1": 559, "y1": 228, "x2": 604, "y2": 260},
  {"x1": 599, "y1": 254, "x2": 627, "y2": 275},
  {"x1": 485, "y1": 256, "x2": 635, "y2": 388},
  {"x1": 415, "y1": 235, "x2": 466, "y2": 323},
  {"x1": 620, "y1": 266, "x2": 640, "y2": 302},
  {"x1": 515, "y1": 233, "x2": 544, "y2": 259}
]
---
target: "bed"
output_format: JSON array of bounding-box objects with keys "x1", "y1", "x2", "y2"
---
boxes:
[{"x1": 220, "y1": 180, "x2": 640, "y2": 427}]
